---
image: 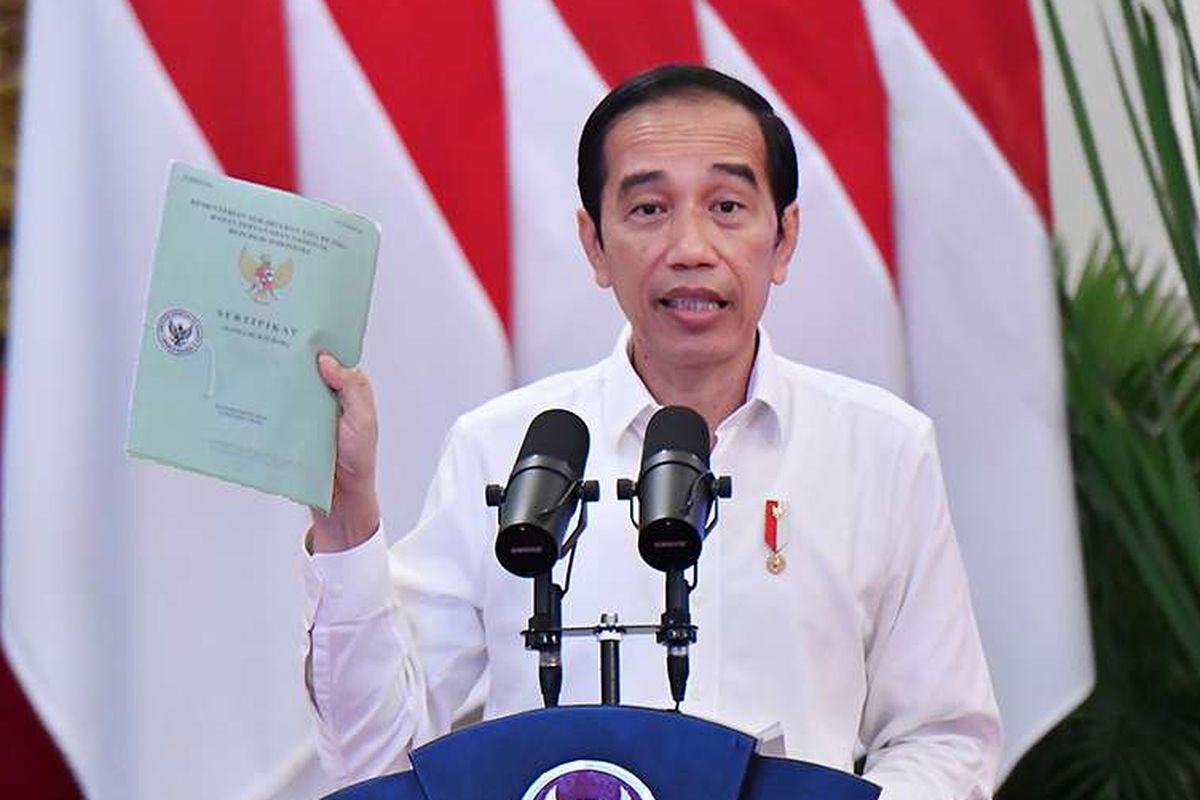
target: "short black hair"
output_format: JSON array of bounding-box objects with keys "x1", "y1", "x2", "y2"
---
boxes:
[{"x1": 577, "y1": 64, "x2": 798, "y2": 245}]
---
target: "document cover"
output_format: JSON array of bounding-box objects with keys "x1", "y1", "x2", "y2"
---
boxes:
[{"x1": 127, "y1": 163, "x2": 379, "y2": 511}]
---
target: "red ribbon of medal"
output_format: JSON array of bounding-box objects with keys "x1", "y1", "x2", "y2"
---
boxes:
[{"x1": 764, "y1": 499, "x2": 786, "y2": 574}]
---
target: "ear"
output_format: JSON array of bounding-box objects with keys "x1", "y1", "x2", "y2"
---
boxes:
[
  {"x1": 576, "y1": 207, "x2": 611, "y2": 288},
  {"x1": 770, "y1": 202, "x2": 800, "y2": 285}
]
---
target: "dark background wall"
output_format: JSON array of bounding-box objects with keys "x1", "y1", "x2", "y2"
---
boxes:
[{"x1": 0, "y1": 0, "x2": 19, "y2": 345}]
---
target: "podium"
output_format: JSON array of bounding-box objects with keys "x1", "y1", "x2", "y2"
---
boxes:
[{"x1": 323, "y1": 705, "x2": 879, "y2": 799}]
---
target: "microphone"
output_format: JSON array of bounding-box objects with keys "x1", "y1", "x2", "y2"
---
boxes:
[
  {"x1": 488, "y1": 408, "x2": 595, "y2": 578},
  {"x1": 486, "y1": 408, "x2": 598, "y2": 708},
  {"x1": 616, "y1": 406, "x2": 731, "y2": 707},
  {"x1": 619, "y1": 406, "x2": 732, "y2": 572}
]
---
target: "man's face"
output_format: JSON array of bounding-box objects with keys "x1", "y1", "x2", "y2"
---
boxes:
[{"x1": 578, "y1": 94, "x2": 798, "y2": 374}]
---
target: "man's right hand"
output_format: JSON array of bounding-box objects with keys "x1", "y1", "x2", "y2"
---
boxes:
[{"x1": 310, "y1": 352, "x2": 381, "y2": 553}]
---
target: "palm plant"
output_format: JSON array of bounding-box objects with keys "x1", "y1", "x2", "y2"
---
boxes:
[{"x1": 998, "y1": 1, "x2": 1200, "y2": 797}]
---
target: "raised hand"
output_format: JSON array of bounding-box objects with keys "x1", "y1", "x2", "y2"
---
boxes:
[{"x1": 310, "y1": 352, "x2": 381, "y2": 553}]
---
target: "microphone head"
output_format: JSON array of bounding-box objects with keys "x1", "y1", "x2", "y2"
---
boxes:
[
  {"x1": 520, "y1": 408, "x2": 590, "y2": 475},
  {"x1": 495, "y1": 409, "x2": 590, "y2": 577},
  {"x1": 637, "y1": 406, "x2": 712, "y2": 571},
  {"x1": 642, "y1": 405, "x2": 709, "y2": 466}
]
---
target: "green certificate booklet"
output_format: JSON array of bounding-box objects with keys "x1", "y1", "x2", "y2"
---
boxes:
[{"x1": 128, "y1": 163, "x2": 379, "y2": 511}]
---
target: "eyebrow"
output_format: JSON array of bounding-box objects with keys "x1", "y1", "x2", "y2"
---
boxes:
[
  {"x1": 711, "y1": 162, "x2": 758, "y2": 187},
  {"x1": 617, "y1": 170, "x2": 665, "y2": 195},
  {"x1": 616, "y1": 163, "x2": 760, "y2": 196}
]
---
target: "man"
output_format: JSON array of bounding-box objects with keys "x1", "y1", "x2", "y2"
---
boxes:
[{"x1": 305, "y1": 65, "x2": 1000, "y2": 799}]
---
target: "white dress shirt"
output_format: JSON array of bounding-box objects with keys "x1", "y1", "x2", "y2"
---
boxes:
[{"x1": 304, "y1": 330, "x2": 1001, "y2": 800}]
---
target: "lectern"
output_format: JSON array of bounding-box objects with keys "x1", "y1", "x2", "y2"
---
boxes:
[{"x1": 323, "y1": 705, "x2": 880, "y2": 800}]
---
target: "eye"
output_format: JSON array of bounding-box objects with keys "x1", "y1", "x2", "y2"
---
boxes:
[
  {"x1": 630, "y1": 202, "x2": 665, "y2": 217},
  {"x1": 713, "y1": 199, "x2": 744, "y2": 215}
]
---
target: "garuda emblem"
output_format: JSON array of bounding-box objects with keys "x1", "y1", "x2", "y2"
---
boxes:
[
  {"x1": 240, "y1": 247, "x2": 294, "y2": 304},
  {"x1": 155, "y1": 308, "x2": 202, "y2": 356}
]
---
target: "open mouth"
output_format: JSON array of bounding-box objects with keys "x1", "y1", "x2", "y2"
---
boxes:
[
  {"x1": 660, "y1": 297, "x2": 726, "y2": 312},
  {"x1": 659, "y1": 290, "x2": 728, "y2": 312}
]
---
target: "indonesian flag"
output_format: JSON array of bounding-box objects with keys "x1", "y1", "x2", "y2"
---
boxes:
[{"x1": 1, "y1": 1, "x2": 1092, "y2": 797}]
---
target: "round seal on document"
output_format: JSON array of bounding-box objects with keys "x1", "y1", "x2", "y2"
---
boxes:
[
  {"x1": 155, "y1": 308, "x2": 203, "y2": 356},
  {"x1": 522, "y1": 759, "x2": 655, "y2": 800}
]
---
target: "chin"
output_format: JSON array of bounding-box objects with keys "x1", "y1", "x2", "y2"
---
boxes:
[{"x1": 662, "y1": 339, "x2": 742, "y2": 370}]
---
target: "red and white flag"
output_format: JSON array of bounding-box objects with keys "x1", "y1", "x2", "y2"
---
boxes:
[{"x1": 2, "y1": 1, "x2": 1091, "y2": 797}]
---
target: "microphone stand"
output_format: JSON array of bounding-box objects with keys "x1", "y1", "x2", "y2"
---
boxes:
[
  {"x1": 514, "y1": 478, "x2": 598, "y2": 708},
  {"x1": 526, "y1": 572, "x2": 563, "y2": 707},
  {"x1": 616, "y1": 470, "x2": 730, "y2": 709},
  {"x1": 659, "y1": 568, "x2": 696, "y2": 708}
]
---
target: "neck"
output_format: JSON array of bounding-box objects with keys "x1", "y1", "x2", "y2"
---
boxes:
[{"x1": 629, "y1": 336, "x2": 758, "y2": 439}]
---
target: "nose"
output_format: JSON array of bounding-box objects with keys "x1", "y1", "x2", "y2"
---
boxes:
[{"x1": 666, "y1": 205, "x2": 716, "y2": 269}]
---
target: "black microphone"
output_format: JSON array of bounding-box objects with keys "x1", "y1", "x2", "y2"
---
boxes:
[
  {"x1": 488, "y1": 408, "x2": 592, "y2": 578},
  {"x1": 625, "y1": 405, "x2": 730, "y2": 572},
  {"x1": 485, "y1": 408, "x2": 598, "y2": 708},
  {"x1": 616, "y1": 406, "x2": 731, "y2": 708}
]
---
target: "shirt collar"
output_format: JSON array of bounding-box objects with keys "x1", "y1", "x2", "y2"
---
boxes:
[
  {"x1": 600, "y1": 325, "x2": 787, "y2": 447},
  {"x1": 741, "y1": 329, "x2": 786, "y2": 443},
  {"x1": 601, "y1": 325, "x2": 658, "y2": 447}
]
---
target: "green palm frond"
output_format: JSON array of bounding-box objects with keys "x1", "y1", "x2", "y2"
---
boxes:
[
  {"x1": 999, "y1": 2, "x2": 1200, "y2": 797},
  {"x1": 999, "y1": 247, "x2": 1200, "y2": 800},
  {"x1": 1062, "y1": 249, "x2": 1200, "y2": 680}
]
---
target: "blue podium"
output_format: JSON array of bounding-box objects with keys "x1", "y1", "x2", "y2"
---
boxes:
[{"x1": 323, "y1": 706, "x2": 879, "y2": 800}]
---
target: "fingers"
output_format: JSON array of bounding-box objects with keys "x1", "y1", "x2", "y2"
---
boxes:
[
  {"x1": 318, "y1": 352, "x2": 376, "y2": 428},
  {"x1": 310, "y1": 352, "x2": 381, "y2": 551},
  {"x1": 317, "y1": 351, "x2": 354, "y2": 391}
]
